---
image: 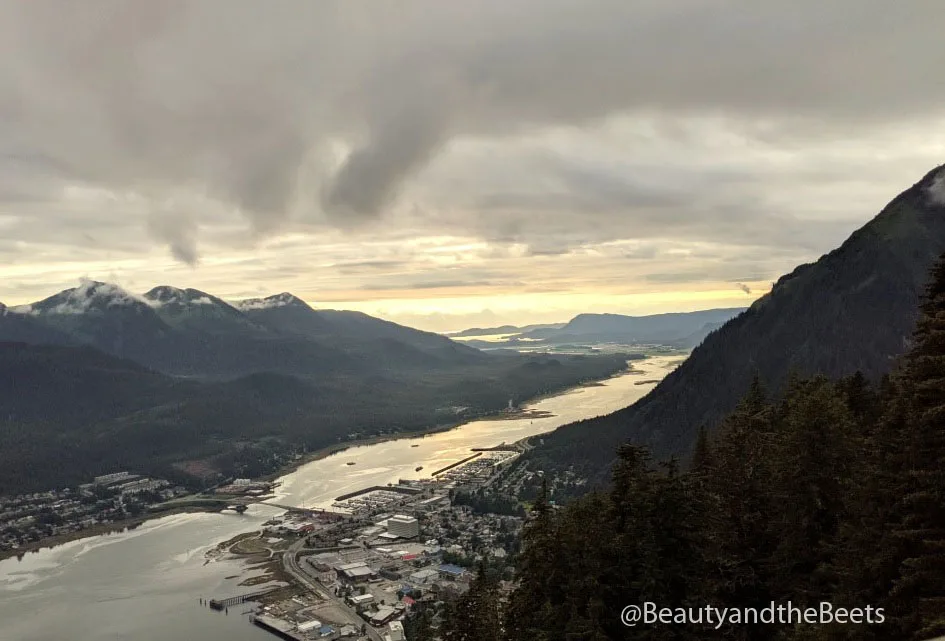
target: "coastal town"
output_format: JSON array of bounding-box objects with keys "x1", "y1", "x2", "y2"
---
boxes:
[
  {"x1": 1, "y1": 440, "x2": 540, "y2": 641},
  {"x1": 200, "y1": 446, "x2": 535, "y2": 641},
  {"x1": 0, "y1": 471, "x2": 188, "y2": 556}
]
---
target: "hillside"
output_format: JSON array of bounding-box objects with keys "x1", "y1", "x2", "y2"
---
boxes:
[
  {"x1": 0, "y1": 340, "x2": 628, "y2": 494},
  {"x1": 238, "y1": 295, "x2": 487, "y2": 367},
  {"x1": 527, "y1": 164, "x2": 945, "y2": 481}
]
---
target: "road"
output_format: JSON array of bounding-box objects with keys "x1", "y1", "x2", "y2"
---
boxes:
[{"x1": 282, "y1": 538, "x2": 384, "y2": 641}]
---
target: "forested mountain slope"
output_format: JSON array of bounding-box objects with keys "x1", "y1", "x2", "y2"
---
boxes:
[{"x1": 528, "y1": 165, "x2": 945, "y2": 480}]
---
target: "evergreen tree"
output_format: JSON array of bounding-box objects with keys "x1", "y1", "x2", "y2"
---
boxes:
[
  {"x1": 690, "y1": 425, "x2": 714, "y2": 475},
  {"x1": 888, "y1": 255, "x2": 945, "y2": 639},
  {"x1": 705, "y1": 376, "x2": 777, "y2": 641},
  {"x1": 441, "y1": 563, "x2": 503, "y2": 641},
  {"x1": 826, "y1": 377, "x2": 911, "y2": 641},
  {"x1": 505, "y1": 478, "x2": 563, "y2": 641},
  {"x1": 767, "y1": 377, "x2": 855, "y2": 605},
  {"x1": 404, "y1": 601, "x2": 436, "y2": 641}
]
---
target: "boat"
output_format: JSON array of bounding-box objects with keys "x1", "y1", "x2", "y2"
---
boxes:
[
  {"x1": 410, "y1": 444, "x2": 420, "y2": 448},
  {"x1": 415, "y1": 466, "x2": 424, "y2": 472},
  {"x1": 346, "y1": 462, "x2": 356, "y2": 466}
]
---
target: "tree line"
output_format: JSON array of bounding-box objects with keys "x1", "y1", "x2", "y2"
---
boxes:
[{"x1": 428, "y1": 255, "x2": 945, "y2": 640}]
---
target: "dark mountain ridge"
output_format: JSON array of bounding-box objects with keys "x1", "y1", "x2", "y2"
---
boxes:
[
  {"x1": 0, "y1": 282, "x2": 493, "y2": 381},
  {"x1": 554, "y1": 308, "x2": 746, "y2": 339},
  {"x1": 529, "y1": 164, "x2": 945, "y2": 479}
]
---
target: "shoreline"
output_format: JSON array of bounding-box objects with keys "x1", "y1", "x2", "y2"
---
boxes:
[
  {"x1": 258, "y1": 359, "x2": 639, "y2": 483},
  {"x1": 1, "y1": 357, "x2": 648, "y2": 564},
  {"x1": 0, "y1": 505, "x2": 222, "y2": 563}
]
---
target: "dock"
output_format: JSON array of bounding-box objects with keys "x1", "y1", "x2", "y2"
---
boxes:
[
  {"x1": 431, "y1": 452, "x2": 483, "y2": 476},
  {"x1": 251, "y1": 614, "x2": 306, "y2": 640},
  {"x1": 208, "y1": 588, "x2": 276, "y2": 610}
]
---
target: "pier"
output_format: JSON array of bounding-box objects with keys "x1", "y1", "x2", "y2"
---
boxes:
[
  {"x1": 208, "y1": 588, "x2": 276, "y2": 610},
  {"x1": 431, "y1": 452, "x2": 482, "y2": 476}
]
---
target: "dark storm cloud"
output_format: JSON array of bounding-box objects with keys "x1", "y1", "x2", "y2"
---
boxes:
[{"x1": 0, "y1": 0, "x2": 943, "y2": 263}]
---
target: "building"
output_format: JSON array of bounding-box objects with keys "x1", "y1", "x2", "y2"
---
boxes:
[
  {"x1": 387, "y1": 515, "x2": 419, "y2": 539},
  {"x1": 385, "y1": 620, "x2": 406, "y2": 641},
  {"x1": 305, "y1": 557, "x2": 336, "y2": 584},
  {"x1": 408, "y1": 568, "x2": 439, "y2": 584},
  {"x1": 337, "y1": 562, "x2": 377, "y2": 584},
  {"x1": 297, "y1": 619, "x2": 323, "y2": 633},
  {"x1": 438, "y1": 563, "x2": 468, "y2": 581},
  {"x1": 348, "y1": 593, "x2": 375, "y2": 608},
  {"x1": 370, "y1": 606, "x2": 397, "y2": 626}
]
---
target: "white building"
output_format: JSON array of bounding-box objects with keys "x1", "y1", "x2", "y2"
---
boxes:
[
  {"x1": 385, "y1": 620, "x2": 405, "y2": 641},
  {"x1": 348, "y1": 593, "x2": 375, "y2": 607},
  {"x1": 297, "y1": 619, "x2": 322, "y2": 633},
  {"x1": 387, "y1": 515, "x2": 419, "y2": 539}
]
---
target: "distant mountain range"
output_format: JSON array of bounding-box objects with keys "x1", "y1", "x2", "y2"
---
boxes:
[
  {"x1": 527, "y1": 164, "x2": 945, "y2": 482},
  {"x1": 450, "y1": 323, "x2": 565, "y2": 337},
  {"x1": 0, "y1": 284, "x2": 630, "y2": 494},
  {"x1": 452, "y1": 308, "x2": 745, "y2": 349},
  {"x1": 1, "y1": 282, "x2": 486, "y2": 381}
]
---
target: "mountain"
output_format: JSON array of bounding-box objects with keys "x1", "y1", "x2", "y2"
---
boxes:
[
  {"x1": 450, "y1": 309, "x2": 744, "y2": 351},
  {"x1": 528, "y1": 164, "x2": 945, "y2": 480},
  {"x1": 27, "y1": 280, "x2": 175, "y2": 359},
  {"x1": 144, "y1": 286, "x2": 268, "y2": 335},
  {"x1": 674, "y1": 320, "x2": 730, "y2": 349},
  {"x1": 234, "y1": 292, "x2": 335, "y2": 336},
  {"x1": 0, "y1": 284, "x2": 633, "y2": 493},
  {"x1": 0, "y1": 341, "x2": 342, "y2": 493},
  {"x1": 237, "y1": 294, "x2": 487, "y2": 366},
  {"x1": 0, "y1": 280, "x2": 360, "y2": 380},
  {"x1": 550, "y1": 308, "x2": 745, "y2": 341},
  {"x1": 450, "y1": 323, "x2": 565, "y2": 337},
  {"x1": 317, "y1": 310, "x2": 488, "y2": 363},
  {"x1": 0, "y1": 302, "x2": 78, "y2": 346},
  {"x1": 2, "y1": 282, "x2": 493, "y2": 380}
]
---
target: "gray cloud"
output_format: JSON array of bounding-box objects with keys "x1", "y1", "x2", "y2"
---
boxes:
[
  {"x1": 736, "y1": 282, "x2": 752, "y2": 295},
  {"x1": 147, "y1": 211, "x2": 199, "y2": 266},
  {"x1": 930, "y1": 169, "x2": 945, "y2": 206},
  {"x1": 1, "y1": 0, "x2": 944, "y2": 263}
]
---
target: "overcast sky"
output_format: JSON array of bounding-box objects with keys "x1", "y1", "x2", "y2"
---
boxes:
[{"x1": 1, "y1": 1, "x2": 943, "y2": 331}]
